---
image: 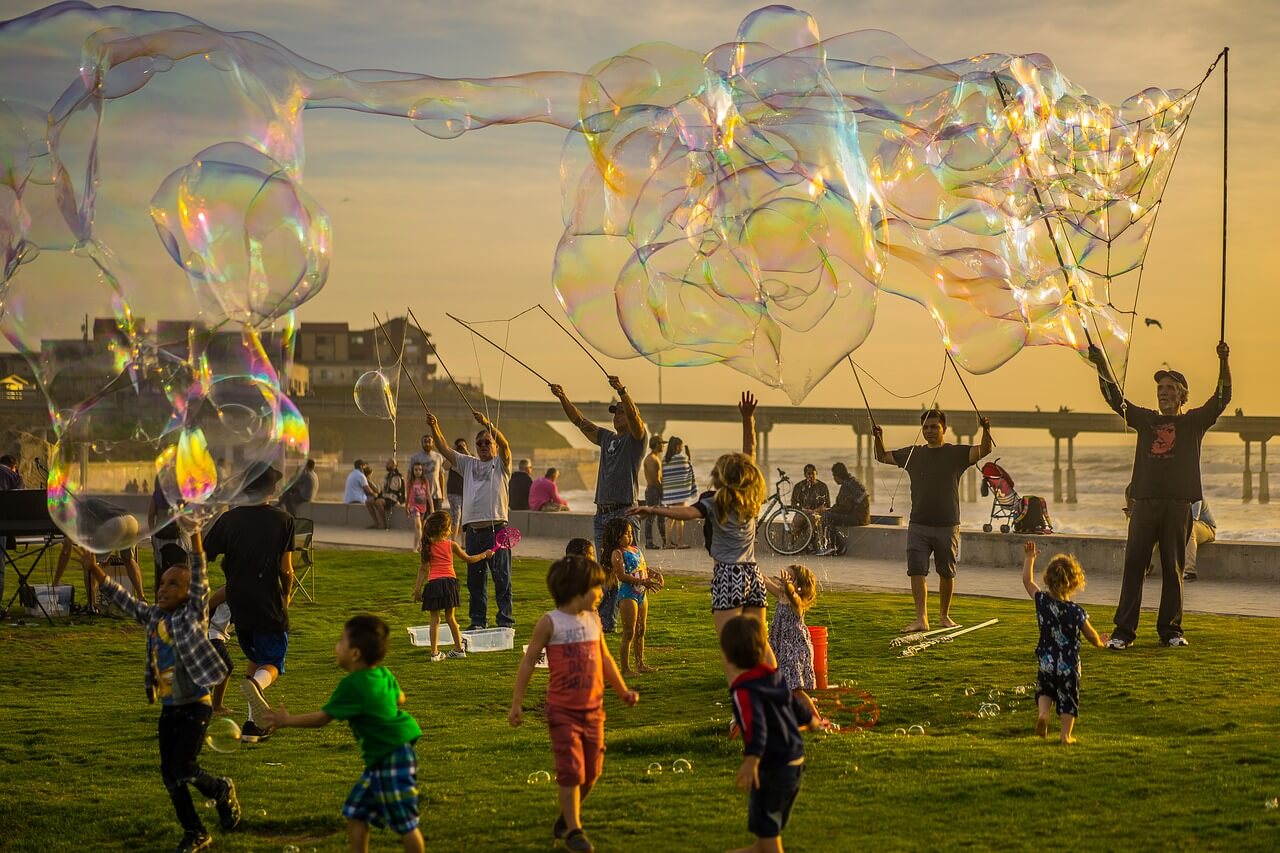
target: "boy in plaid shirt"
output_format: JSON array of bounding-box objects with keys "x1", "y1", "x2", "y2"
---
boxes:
[
  {"x1": 90, "y1": 519, "x2": 241, "y2": 853},
  {"x1": 265, "y1": 615, "x2": 425, "y2": 852}
]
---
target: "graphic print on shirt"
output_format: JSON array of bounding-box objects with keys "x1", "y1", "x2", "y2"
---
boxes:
[
  {"x1": 151, "y1": 618, "x2": 177, "y2": 701},
  {"x1": 545, "y1": 610, "x2": 604, "y2": 709},
  {"x1": 1151, "y1": 423, "x2": 1176, "y2": 456}
]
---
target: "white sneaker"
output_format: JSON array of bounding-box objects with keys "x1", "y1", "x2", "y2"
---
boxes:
[
  {"x1": 1162, "y1": 635, "x2": 1190, "y2": 648},
  {"x1": 446, "y1": 648, "x2": 467, "y2": 659},
  {"x1": 430, "y1": 651, "x2": 446, "y2": 662},
  {"x1": 1105, "y1": 637, "x2": 1131, "y2": 650}
]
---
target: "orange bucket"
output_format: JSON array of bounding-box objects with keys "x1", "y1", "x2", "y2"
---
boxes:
[{"x1": 807, "y1": 625, "x2": 829, "y2": 690}]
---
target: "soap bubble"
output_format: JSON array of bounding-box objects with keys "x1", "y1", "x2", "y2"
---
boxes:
[
  {"x1": 1013, "y1": 685, "x2": 1027, "y2": 696},
  {"x1": 964, "y1": 687, "x2": 976, "y2": 696},
  {"x1": 908, "y1": 725, "x2": 926, "y2": 736},
  {"x1": 893, "y1": 728, "x2": 907, "y2": 737},
  {"x1": 672, "y1": 758, "x2": 693, "y2": 774},
  {"x1": 257, "y1": 809, "x2": 268, "y2": 818},
  {"x1": 1265, "y1": 797, "x2": 1278, "y2": 810},
  {"x1": 204, "y1": 800, "x2": 216, "y2": 809},
  {"x1": 646, "y1": 762, "x2": 663, "y2": 775},
  {"x1": 354, "y1": 370, "x2": 396, "y2": 419},
  {"x1": 205, "y1": 717, "x2": 242, "y2": 753},
  {"x1": 282, "y1": 846, "x2": 300, "y2": 853},
  {"x1": 526, "y1": 770, "x2": 552, "y2": 784}
]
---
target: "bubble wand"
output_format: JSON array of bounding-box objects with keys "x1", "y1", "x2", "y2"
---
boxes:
[
  {"x1": 447, "y1": 313, "x2": 553, "y2": 385},
  {"x1": 845, "y1": 354, "x2": 878, "y2": 431},
  {"x1": 404, "y1": 308, "x2": 478, "y2": 414},
  {"x1": 945, "y1": 350, "x2": 995, "y2": 448},
  {"x1": 539, "y1": 304, "x2": 610, "y2": 380},
  {"x1": 372, "y1": 313, "x2": 432, "y2": 415}
]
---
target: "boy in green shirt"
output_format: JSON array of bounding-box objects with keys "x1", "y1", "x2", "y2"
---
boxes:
[{"x1": 264, "y1": 615, "x2": 424, "y2": 852}]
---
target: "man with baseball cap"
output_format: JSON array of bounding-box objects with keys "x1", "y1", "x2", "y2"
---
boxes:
[
  {"x1": 1088, "y1": 341, "x2": 1230, "y2": 649},
  {"x1": 549, "y1": 376, "x2": 647, "y2": 631}
]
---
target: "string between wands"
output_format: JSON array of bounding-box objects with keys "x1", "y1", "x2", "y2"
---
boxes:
[
  {"x1": 406, "y1": 307, "x2": 477, "y2": 414},
  {"x1": 539, "y1": 304, "x2": 611, "y2": 380},
  {"x1": 447, "y1": 313, "x2": 553, "y2": 386},
  {"x1": 945, "y1": 350, "x2": 996, "y2": 447},
  {"x1": 372, "y1": 313, "x2": 430, "y2": 415},
  {"x1": 845, "y1": 355, "x2": 877, "y2": 430}
]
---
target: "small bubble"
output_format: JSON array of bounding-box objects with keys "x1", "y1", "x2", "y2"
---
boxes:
[
  {"x1": 283, "y1": 846, "x2": 300, "y2": 853},
  {"x1": 527, "y1": 770, "x2": 552, "y2": 784},
  {"x1": 672, "y1": 758, "x2": 693, "y2": 774},
  {"x1": 963, "y1": 687, "x2": 976, "y2": 696},
  {"x1": 894, "y1": 728, "x2": 907, "y2": 737},
  {"x1": 257, "y1": 809, "x2": 268, "y2": 818},
  {"x1": 1266, "y1": 797, "x2": 1279, "y2": 810},
  {"x1": 1013, "y1": 685, "x2": 1027, "y2": 696},
  {"x1": 646, "y1": 762, "x2": 663, "y2": 775},
  {"x1": 908, "y1": 724, "x2": 926, "y2": 736},
  {"x1": 204, "y1": 800, "x2": 216, "y2": 809}
]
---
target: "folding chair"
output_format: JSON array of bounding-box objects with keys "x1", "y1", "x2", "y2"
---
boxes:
[{"x1": 291, "y1": 517, "x2": 316, "y2": 603}]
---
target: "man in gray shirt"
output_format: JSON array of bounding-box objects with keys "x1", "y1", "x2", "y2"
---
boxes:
[
  {"x1": 408, "y1": 434, "x2": 447, "y2": 506},
  {"x1": 550, "y1": 375, "x2": 646, "y2": 632}
]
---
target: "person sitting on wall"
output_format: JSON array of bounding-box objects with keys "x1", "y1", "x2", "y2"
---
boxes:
[{"x1": 529, "y1": 468, "x2": 571, "y2": 512}]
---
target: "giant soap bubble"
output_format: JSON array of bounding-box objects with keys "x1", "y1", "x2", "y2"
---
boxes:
[{"x1": 0, "y1": 3, "x2": 1204, "y2": 543}]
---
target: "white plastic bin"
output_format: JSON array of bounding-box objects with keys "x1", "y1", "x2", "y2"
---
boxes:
[
  {"x1": 27, "y1": 584, "x2": 73, "y2": 617},
  {"x1": 522, "y1": 644, "x2": 549, "y2": 669},
  {"x1": 406, "y1": 625, "x2": 455, "y2": 647},
  {"x1": 461, "y1": 627, "x2": 515, "y2": 653}
]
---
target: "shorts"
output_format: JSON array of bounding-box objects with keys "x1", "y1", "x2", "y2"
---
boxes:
[
  {"x1": 748, "y1": 762, "x2": 804, "y2": 838},
  {"x1": 343, "y1": 742, "x2": 420, "y2": 835},
  {"x1": 210, "y1": 638, "x2": 233, "y2": 673},
  {"x1": 1036, "y1": 667, "x2": 1081, "y2": 717},
  {"x1": 618, "y1": 580, "x2": 646, "y2": 604},
  {"x1": 422, "y1": 576, "x2": 460, "y2": 612},
  {"x1": 711, "y1": 562, "x2": 767, "y2": 611},
  {"x1": 547, "y1": 704, "x2": 606, "y2": 787},
  {"x1": 236, "y1": 630, "x2": 289, "y2": 673},
  {"x1": 906, "y1": 524, "x2": 960, "y2": 578}
]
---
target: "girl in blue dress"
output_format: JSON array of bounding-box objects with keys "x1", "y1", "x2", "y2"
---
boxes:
[
  {"x1": 603, "y1": 517, "x2": 659, "y2": 675},
  {"x1": 1022, "y1": 541, "x2": 1106, "y2": 744}
]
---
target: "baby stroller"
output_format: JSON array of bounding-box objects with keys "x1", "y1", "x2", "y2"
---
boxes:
[{"x1": 979, "y1": 459, "x2": 1020, "y2": 533}]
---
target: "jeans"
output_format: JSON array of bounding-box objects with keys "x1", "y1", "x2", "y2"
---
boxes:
[
  {"x1": 643, "y1": 485, "x2": 667, "y2": 546},
  {"x1": 159, "y1": 702, "x2": 224, "y2": 834},
  {"x1": 593, "y1": 505, "x2": 639, "y2": 632},
  {"x1": 1115, "y1": 498, "x2": 1190, "y2": 643},
  {"x1": 464, "y1": 526, "x2": 514, "y2": 629}
]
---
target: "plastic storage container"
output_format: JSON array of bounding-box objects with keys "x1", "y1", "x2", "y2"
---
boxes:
[
  {"x1": 26, "y1": 584, "x2": 73, "y2": 617},
  {"x1": 461, "y1": 627, "x2": 515, "y2": 653},
  {"x1": 406, "y1": 625, "x2": 456, "y2": 647}
]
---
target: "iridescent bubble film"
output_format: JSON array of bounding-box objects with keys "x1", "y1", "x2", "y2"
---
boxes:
[{"x1": 0, "y1": 3, "x2": 1201, "y2": 545}]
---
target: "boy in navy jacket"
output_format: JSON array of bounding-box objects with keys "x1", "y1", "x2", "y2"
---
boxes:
[{"x1": 721, "y1": 615, "x2": 812, "y2": 853}]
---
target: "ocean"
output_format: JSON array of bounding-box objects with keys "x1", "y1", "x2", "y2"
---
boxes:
[{"x1": 558, "y1": 444, "x2": 1279, "y2": 542}]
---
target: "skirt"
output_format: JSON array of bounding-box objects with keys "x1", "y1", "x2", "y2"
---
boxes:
[{"x1": 422, "y1": 576, "x2": 460, "y2": 612}]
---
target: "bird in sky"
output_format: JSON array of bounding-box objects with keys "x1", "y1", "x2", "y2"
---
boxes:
[{"x1": 1144, "y1": 317, "x2": 1163, "y2": 329}]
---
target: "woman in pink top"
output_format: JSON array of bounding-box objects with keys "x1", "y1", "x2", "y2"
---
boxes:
[
  {"x1": 412, "y1": 511, "x2": 493, "y2": 661},
  {"x1": 510, "y1": 556, "x2": 638, "y2": 853},
  {"x1": 529, "y1": 467, "x2": 571, "y2": 512}
]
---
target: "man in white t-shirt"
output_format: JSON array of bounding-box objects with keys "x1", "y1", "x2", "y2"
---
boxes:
[
  {"x1": 342, "y1": 459, "x2": 380, "y2": 528},
  {"x1": 428, "y1": 410, "x2": 514, "y2": 630},
  {"x1": 408, "y1": 434, "x2": 447, "y2": 505}
]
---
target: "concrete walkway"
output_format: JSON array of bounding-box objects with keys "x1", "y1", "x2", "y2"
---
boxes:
[{"x1": 314, "y1": 524, "x2": 1277, "y2": 619}]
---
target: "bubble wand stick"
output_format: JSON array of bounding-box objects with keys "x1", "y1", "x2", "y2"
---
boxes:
[
  {"x1": 538, "y1": 304, "x2": 611, "y2": 380},
  {"x1": 373, "y1": 313, "x2": 433, "y2": 415},
  {"x1": 447, "y1": 313, "x2": 553, "y2": 385},
  {"x1": 404, "y1": 308, "x2": 478, "y2": 414},
  {"x1": 845, "y1": 355, "x2": 878, "y2": 431},
  {"x1": 945, "y1": 350, "x2": 996, "y2": 448}
]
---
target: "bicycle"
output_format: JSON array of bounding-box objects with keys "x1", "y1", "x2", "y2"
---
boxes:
[{"x1": 759, "y1": 468, "x2": 815, "y2": 556}]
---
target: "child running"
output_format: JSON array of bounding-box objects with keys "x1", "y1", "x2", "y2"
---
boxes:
[
  {"x1": 602, "y1": 517, "x2": 658, "y2": 674},
  {"x1": 509, "y1": 555, "x2": 639, "y2": 853},
  {"x1": 412, "y1": 510, "x2": 493, "y2": 661},
  {"x1": 1022, "y1": 541, "x2": 1105, "y2": 744},
  {"x1": 89, "y1": 519, "x2": 240, "y2": 853},
  {"x1": 721, "y1": 614, "x2": 813, "y2": 853},
  {"x1": 763, "y1": 564, "x2": 822, "y2": 724},
  {"x1": 631, "y1": 392, "x2": 775, "y2": 676},
  {"x1": 264, "y1": 615, "x2": 425, "y2": 852},
  {"x1": 406, "y1": 461, "x2": 434, "y2": 553}
]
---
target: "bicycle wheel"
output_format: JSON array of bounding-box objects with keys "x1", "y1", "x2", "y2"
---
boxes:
[{"x1": 763, "y1": 507, "x2": 813, "y2": 556}]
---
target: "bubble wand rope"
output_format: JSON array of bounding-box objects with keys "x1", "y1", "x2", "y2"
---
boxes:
[
  {"x1": 945, "y1": 350, "x2": 996, "y2": 448},
  {"x1": 539, "y1": 304, "x2": 611, "y2": 379},
  {"x1": 405, "y1": 307, "x2": 478, "y2": 414},
  {"x1": 373, "y1": 314, "x2": 432, "y2": 415},
  {"x1": 1219, "y1": 46, "x2": 1229, "y2": 345},
  {"x1": 845, "y1": 355, "x2": 877, "y2": 430},
  {"x1": 446, "y1": 313, "x2": 553, "y2": 386}
]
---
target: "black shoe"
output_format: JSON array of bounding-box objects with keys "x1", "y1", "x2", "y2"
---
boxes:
[
  {"x1": 215, "y1": 777, "x2": 241, "y2": 831},
  {"x1": 466, "y1": 624, "x2": 485, "y2": 631},
  {"x1": 240, "y1": 721, "x2": 270, "y2": 743},
  {"x1": 564, "y1": 828, "x2": 595, "y2": 852},
  {"x1": 553, "y1": 815, "x2": 568, "y2": 840},
  {"x1": 173, "y1": 831, "x2": 212, "y2": 853},
  {"x1": 1184, "y1": 570, "x2": 1198, "y2": 582}
]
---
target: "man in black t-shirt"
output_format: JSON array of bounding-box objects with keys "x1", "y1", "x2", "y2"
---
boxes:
[
  {"x1": 203, "y1": 467, "x2": 295, "y2": 744},
  {"x1": 508, "y1": 459, "x2": 534, "y2": 511},
  {"x1": 874, "y1": 408, "x2": 992, "y2": 633},
  {"x1": 1089, "y1": 342, "x2": 1230, "y2": 649}
]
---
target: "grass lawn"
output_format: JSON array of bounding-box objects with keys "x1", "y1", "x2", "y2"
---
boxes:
[{"x1": 1, "y1": 549, "x2": 1278, "y2": 852}]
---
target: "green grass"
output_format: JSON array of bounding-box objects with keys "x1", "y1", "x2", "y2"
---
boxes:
[{"x1": 2, "y1": 550, "x2": 1278, "y2": 851}]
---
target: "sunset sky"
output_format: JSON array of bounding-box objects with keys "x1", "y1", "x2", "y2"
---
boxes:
[{"x1": 4, "y1": 0, "x2": 1274, "y2": 448}]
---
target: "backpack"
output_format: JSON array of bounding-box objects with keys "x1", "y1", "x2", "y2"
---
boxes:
[{"x1": 1014, "y1": 496, "x2": 1053, "y2": 534}]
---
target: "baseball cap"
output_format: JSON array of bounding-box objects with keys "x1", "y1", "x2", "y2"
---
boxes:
[
  {"x1": 608, "y1": 402, "x2": 620, "y2": 413},
  {"x1": 1153, "y1": 368, "x2": 1188, "y2": 390}
]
